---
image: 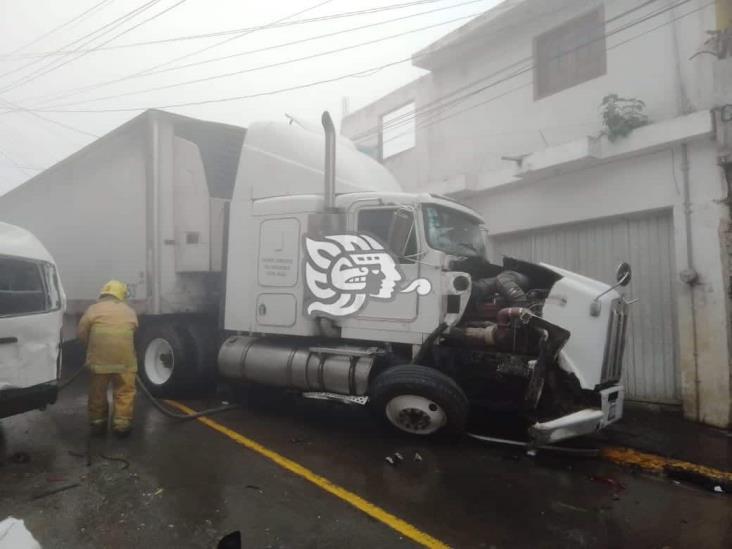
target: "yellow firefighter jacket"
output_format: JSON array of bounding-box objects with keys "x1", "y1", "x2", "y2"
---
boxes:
[{"x1": 78, "y1": 298, "x2": 139, "y2": 374}]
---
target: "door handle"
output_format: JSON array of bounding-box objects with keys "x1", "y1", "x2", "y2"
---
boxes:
[{"x1": 0, "y1": 337, "x2": 18, "y2": 345}]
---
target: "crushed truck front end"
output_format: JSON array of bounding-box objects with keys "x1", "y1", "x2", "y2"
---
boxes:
[{"x1": 401, "y1": 198, "x2": 631, "y2": 444}]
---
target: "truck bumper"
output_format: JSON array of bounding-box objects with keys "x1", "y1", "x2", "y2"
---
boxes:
[
  {"x1": 0, "y1": 381, "x2": 58, "y2": 419},
  {"x1": 529, "y1": 386, "x2": 624, "y2": 444}
]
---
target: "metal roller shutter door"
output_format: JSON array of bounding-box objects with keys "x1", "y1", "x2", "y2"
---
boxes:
[{"x1": 492, "y1": 210, "x2": 679, "y2": 404}]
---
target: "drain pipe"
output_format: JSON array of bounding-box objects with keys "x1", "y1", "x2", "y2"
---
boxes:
[
  {"x1": 679, "y1": 143, "x2": 701, "y2": 420},
  {"x1": 322, "y1": 111, "x2": 336, "y2": 212}
]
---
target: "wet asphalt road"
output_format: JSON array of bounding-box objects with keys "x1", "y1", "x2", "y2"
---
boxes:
[{"x1": 1, "y1": 373, "x2": 730, "y2": 548}]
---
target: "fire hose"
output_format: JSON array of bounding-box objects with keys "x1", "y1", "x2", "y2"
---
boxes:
[{"x1": 56, "y1": 365, "x2": 239, "y2": 420}]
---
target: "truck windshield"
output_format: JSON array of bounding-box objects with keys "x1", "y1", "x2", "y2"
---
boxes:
[{"x1": 423, "y1": 204, "x2": 486, "y2": 258}]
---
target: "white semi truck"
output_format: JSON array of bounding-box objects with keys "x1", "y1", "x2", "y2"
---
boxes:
[{"x1": 0, "y1": 109, "x2": 629, "y2": 443}]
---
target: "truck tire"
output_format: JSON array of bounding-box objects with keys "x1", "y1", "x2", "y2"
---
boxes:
[
  {"x1": 137, "y1": 323, "x2": 199, "y2": 397},
  {"x1": 370, "y1": 365, "x2": 469, "y2": 436},
  {"x1": 185, "y1": 320, "x2": 219, "y2": 389}
]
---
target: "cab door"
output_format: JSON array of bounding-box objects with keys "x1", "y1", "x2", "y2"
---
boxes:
[
  {"x1": 353, "y1": 206, "x2": 420, "y2": 322},
  {"x1": 0, "y1": 257, "x2": 63, "y2": 390}
]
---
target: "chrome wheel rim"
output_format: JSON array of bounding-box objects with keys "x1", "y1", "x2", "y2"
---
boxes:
[
  {"x1": 144, "y1": 338, "x2": 174, "y2": 385},
  {"x1": 385, "y1": 394, "x2": 446, "y2": 435}
]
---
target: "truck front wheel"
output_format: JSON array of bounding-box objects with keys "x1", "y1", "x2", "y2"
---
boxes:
[{"x1": 370, "y1": 365, "x2": 469, "y2": 436}]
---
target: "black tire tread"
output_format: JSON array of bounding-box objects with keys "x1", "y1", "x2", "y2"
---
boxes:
[{"x1": 370, "y1": 364, "x2": 469, "y2": 435}]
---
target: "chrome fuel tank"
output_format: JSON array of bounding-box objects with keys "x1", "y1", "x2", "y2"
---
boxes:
[{"x1": 218, "y1": 336, "x2": 374, "y2": 395}]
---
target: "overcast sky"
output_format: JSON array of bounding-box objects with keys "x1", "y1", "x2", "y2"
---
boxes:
[{"x1": 0, "y1": 0, "x2": 502, "y2": 195}]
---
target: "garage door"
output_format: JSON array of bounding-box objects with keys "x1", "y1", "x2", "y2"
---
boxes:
[{"x1": 492, "y1": 210, "x2": 679, "y2": 404}]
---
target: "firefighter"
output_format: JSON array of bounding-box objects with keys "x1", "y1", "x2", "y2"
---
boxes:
[{"x1": 78, "y1": 280, "x2": 138, "y2": 437}]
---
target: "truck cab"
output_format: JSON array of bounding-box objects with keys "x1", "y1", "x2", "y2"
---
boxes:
[
  {"x1": 218, "y1": 115, "x2": 629, "y2": 444},
  {"x1": 0, "y1": 222, "x2": 65, "y2": 419}
]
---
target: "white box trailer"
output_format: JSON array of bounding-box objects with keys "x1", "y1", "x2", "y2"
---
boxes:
[{"x1": 0, "y1": 110, "x2": 242, "y2": 337}]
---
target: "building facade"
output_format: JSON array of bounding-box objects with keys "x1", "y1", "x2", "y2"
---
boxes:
[{"x1": 341, "y1": 0, "x2": 732, "y2": 428}]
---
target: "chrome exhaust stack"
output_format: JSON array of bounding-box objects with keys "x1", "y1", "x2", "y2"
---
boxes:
[{"x1": 321, "y1": 111, "x2": 336, "y2": 212}]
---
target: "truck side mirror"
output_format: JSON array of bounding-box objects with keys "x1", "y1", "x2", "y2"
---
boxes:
[
  {"x1": 616, "y1": 262, "x2": 631, "y2": 287},
  {"x1": 387, "y1": 207, "x2": 415, "y2": 257}
]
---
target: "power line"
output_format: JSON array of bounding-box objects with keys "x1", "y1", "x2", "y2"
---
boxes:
[
  {"x1": 2, "y1": 0, "x2": 450, "y2": 60},
  {"x1": 37, "y1": 5, "x2": 488, "y2": 109},
  {"x1": 26, "y1": 0, "x2": 486, "y2": 108},
  {"x1": 2, "y1": 0, "x2": 115, "y2": 57},
  {"x1": 0, "y1": 146, "x2": 41, "y2": 174},
  {"x1": 124, "y1": 0, "x2": 338, "y2": 83},
  {"x1": 0, "y1": 0, "x2": 184, "y2": 95},
  {"x1": 0, "y1": 0, "x2": 164, "y2": 84},
  {"x1": 0, "y1": 96, "x2": 99, "y2": 138},
  {"x1": 9, "y1": 0, "x2": 696, "y2": 115}
]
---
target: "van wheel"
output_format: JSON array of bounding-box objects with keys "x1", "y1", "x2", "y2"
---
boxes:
[
  {"x1": 370, "y1": 365, "x2": 469, "y2": 436},
  {"x1": 138, "y1": 323, "x2": 197, "y2": 397}
]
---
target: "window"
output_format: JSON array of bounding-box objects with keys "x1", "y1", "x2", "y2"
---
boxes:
[
  {"x1": 423, "y1": 205, "x2": 486, "y2": 258},
  {"x1": 358, "y1": 208, "x2": 417, "y2": 262},
  {"x1": 0, "y1": 257, "x2": 55, "y2": 316},
  {"x1": 380, "y1": 102, "x2": 415, "y2": 160},
  {"x1": 534, "y1": 7, "x2": 606, "y2": 100}
]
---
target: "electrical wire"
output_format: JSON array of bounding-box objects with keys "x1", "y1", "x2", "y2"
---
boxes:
[
  {"x1": 27, "y1": 0, "x2": 699, "y2": 114},
  {"x1": 0, "y1": 0, "x2": 165, "y2": 84},
  {"x1": 0, "y1": 95, "x2": 99, "y2": 138},
  {"x1": 4, "y1": 0, "x2": 451, "y2": 59},
  {"x1": 124, "y1": 0, "x2": 337, "y2": 82},
  {"x1": 1, "y1": 0, "x2": 115, "y2": 57},
  {"x1": 38, "y1": 7, "x2": 489, "y2": 109},
  {"x1": 26, "y1": 0, "x2": 488, "y2": 108},
  {"x1": 0, "y1": 0, "x2": 185, "y2": 95}
]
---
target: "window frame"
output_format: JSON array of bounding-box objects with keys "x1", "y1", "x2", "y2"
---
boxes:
[
  {"x1": 533, "y1": 6, "x2": 607, "y2": 100},
  {"x1": 0, "y1": 255, "x2": 61, "y2": 318},
  {"x1": 379, "y1": 101, "x2": 416, "y2": 161},
  {"x1": 356, "y1": 206, "x2": 419, "y2": 263}
]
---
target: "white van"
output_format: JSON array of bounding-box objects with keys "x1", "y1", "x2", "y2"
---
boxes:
[{"x1": 0, "y1": 222, "x2": 65, "y2": 418}]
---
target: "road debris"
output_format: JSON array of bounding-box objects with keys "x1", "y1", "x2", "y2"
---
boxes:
[
  {"x1": 30, "y1": 482, "x2": 81, "y2": 501},
  {"x1": 385, "y1": 452, "x2": 404, "y2": 466},
  {"x1": 589, "y1": 475, "x2": 625, "y2": 491},
  {"x1": 99, "y1": 453, "x2": 130, "y2": 470},
  {"x1": 9, "y1": 451, "x2": 31, "y2": 464},
  {"x1": 413, "y1": 452, "x2": 423, "y2": 462}
]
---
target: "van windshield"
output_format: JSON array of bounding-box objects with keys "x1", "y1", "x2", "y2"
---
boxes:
[{"x1": 423, "y1": 204, "x2": 485, "y2": 258}]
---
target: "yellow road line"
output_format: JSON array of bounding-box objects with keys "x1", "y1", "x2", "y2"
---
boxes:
[
  {"x1": 166, "y1": 400, "x2": 450, "y2": 549},
  {"x1": 600, "y1": 446, "x2": 732, "y2": 483}
]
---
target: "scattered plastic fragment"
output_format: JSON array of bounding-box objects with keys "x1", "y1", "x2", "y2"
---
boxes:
[
  {"x1": 153, "y1": 488, "x2": 164, "y2": 496},
  {"x1": 413, "y1": 452, "x2": 423, "y2": 462},
  {"x1": 9, "y1": 452, "x2": 30, "y2": 464},
  {"x1": 394, "y1": 452, "x2": 404, "y2": 463},
  {"x1": 385, "y1": 456, "x2": 396, "y2": 466},
  {"x1": 30, "y1": 483, "x2": 81, "y2": 501},
  {"x1": 589, "y1": 475, "x2": 625, "y2": 491},
  {"x1": 713, "y1": 485, "x2": 724, "y2": 493}
]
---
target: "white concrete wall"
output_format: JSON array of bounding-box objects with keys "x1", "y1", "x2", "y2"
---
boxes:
[
  {"x1": 341, "y1": 0, "x2": 732, "y2": 427},
  {"x1": 342, "y1": 0, "x2": 719, "y2": 191}
]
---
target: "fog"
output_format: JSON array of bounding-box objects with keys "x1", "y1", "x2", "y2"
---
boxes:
[{"x1": 0, "y1": 0, "x2": 501, "y2": 195}]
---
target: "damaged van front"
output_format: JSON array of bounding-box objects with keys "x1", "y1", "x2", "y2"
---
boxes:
[{"x1": 0, "y1": 222, "x2": 65, "y2": 419}]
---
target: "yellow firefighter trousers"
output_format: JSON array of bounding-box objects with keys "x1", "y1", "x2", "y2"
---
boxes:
[{"x1": 88, "y1": 372, "x2": 136, "y2": 431}]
